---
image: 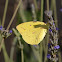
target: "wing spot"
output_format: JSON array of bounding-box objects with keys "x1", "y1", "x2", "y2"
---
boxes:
[{"x1": 36, "y1": 38, "x2": 37, "y2": 39}]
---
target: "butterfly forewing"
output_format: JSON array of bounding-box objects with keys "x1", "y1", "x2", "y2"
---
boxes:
[{"x1": 16, "y1": 21, "x2": 47, "y2": 45}]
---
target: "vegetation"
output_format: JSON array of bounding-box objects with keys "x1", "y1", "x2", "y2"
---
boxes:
[{"x1": 0, "y1": 0, "x2": 61, "y2": 62}]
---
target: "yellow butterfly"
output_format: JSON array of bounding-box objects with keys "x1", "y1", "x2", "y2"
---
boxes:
[{"x1": 16, "y1": 21, "x2": 47, "y2": 45}]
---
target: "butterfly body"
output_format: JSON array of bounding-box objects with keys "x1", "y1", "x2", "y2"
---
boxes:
[{"x1": 16, "y1": 21, "x2": 47, "y2": 45}]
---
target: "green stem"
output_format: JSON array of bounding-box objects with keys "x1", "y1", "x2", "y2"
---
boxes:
[
  {"x1": 47, "y1": 0, "x2": 49, "y2": 11},
  {"x1": 40, "y1": 0, "x2": 44, "y2": 22},
  {"x1": 10, "y1": 37, "x2": 17, "y2": 62},
  {"x1": 0, "y1": 19, "x2": 1, "y2": 25},
  {"x1": 39, "y1": 43, "x2": 43, "y2": 62},
  {"x1": 2, "y1": 38, "x2": 10, "y2": 62},
  {"x1": 31, "y1": 4, "x2": 37, "y2": 21},
  {"x1": 19, "y1": 0, "x2": 26, "y2": 22},
  {"x1": 7, "y1": 0, "x2": 21, "y2": 30},
  {"x1": 44, "y1": 28, "x2": 49, "y2": 62},
  {"x1": 31, "y1": 46, "x2": 41, "y2": 62},
  {"x1": 2, "y1": 0, "x2": 9, "y2": 27},
  {"x1": 13, "y1": 28, "x2": 24, "y2": 62},
  {"x1": 21, "y1": 49, "x2": 24, "y2": 62},
  {"x1": 33, "y1": 0, "x2": 38, "y2": 12},
  {"x1": 58, "y1": 51, "x2": 61, "y2": 62},
  {"x1": 50, "y1": 0, "x2": 53, "y2": 10},
  {"x1": 39, "y1": 0, "x2": 44, "y2": 61},
  {"x1": 19, "y1": 40, "x2": 24, "y2": 62}
]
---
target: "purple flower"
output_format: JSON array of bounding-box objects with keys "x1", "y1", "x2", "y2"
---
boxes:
[
  {"x1": 48, "y1": 43, "x2": 51, "y2": 48},
  {"x1": 33, "y1": 45, "x2": 39, "y2": 48},
  {"x1": 54, "y1": 45, "x2": 60, "y2": 49},
  {"x1": 53, "y1": 22, "x2": 55, "y2": 25},
  {"x1": 56, "y1": 27, "x2": 58, "y2": 30},
  {"x1": 9, "y1": 30, "x2": 12, "y2": 33},
  {"x1": 49, "y1": 29, "x2": 52, "y2": 32},
  {"x1": 60, "y1": 8, "x2": 62, "y2": 12},
  {"x1": 0, "y1": 26, "x2": 3, "y2": 30},
  {"x1": 47, "y1": 54, "x2": 51, "y2": 59},
  {"x1": 33, "y1": 45, "x2": 37, "y2": 47}
]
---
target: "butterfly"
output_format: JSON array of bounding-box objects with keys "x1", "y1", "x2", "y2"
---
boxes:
[{"x1": 16, "y1": 21, "x2": 48, "y2": 45}]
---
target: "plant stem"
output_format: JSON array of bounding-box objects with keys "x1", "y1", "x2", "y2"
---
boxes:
[
  {"x1": 7, "y1": 0, "x2": 21, "y2": 30},
  {"x1": 39, "y1": 0, "x2": 44, "y2": 61},
  {"x1": 44, "y1": 29, "x2": 49, "y2": 62},
  {"x1": 10, "y1": 37, "x2": 17, "y2": 62},
  {"x1": 47, "y1": 0, "x2": 49, "y2": 11},
  {"x1": 39, "y1": 43, "x2": 43, "y2": 62},
  {"x1": 31, "y1": 46, "x2": 41, "y2": 62},
  {"x1": 19, "y1": 0, "x2": 26, "y2": 22},
  {"x1": 40, "y1": 0, "x2": 44, "y2": 22},
  {"x1": 58, "y1": 51, "x2": 61, "y2": 62},
  {"x1": 19, "y1": 40, "x2": 24, "y2": 62},
  {"x1": 21, "y1": 49, "x2": 24, "y2": 62},
  {"x1": 13, "y1": 28, "x2": 24, "y2": 62},
  {"x1": 31, "y1": 4, "x2": 37, "y2": 21},
  {"x1": 2, "y1": 38, "x2": 10, "y2": 62},
  {"x1": 50, "y1": 0, "x2": 53, "y2": 10},
  {"x1": 2, "y1": 0, "x2": 9, "y2": 27},
  {"x1": 33, "y1": 0, "x2": 38, "y2": 12}
]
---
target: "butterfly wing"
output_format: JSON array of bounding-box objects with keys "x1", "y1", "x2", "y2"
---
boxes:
[{"x1": 16, "y1": 21, "x2": 47, "y2": 45}]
